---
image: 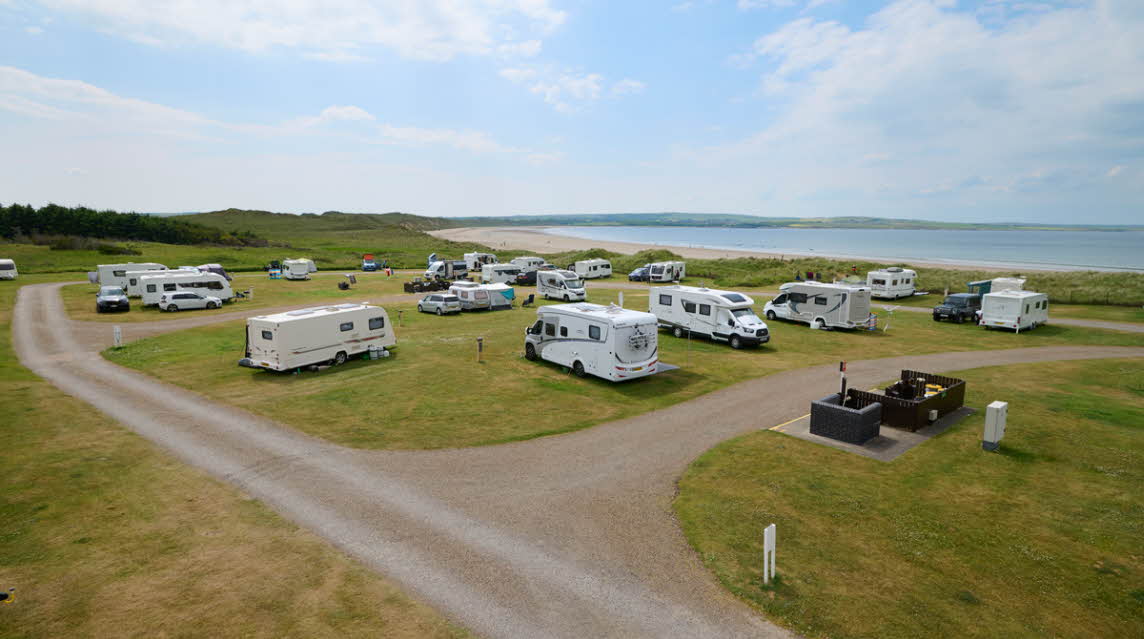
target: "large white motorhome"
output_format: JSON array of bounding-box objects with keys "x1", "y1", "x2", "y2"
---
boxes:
[
  {"x1": 465, "y1": 252, "x2": 498, "y2": 270},
  {"x1": 425, "y1": 259, "x2": 469, "y2": 280},
  {"x1": 0, "y1": 258, "x2": 18, "y2": 280},
  {"x1": 97, "y1": 262, "x2": 167, "y2": 288},
  {"x1": 283, "y1": 259, "x2": 314, "y2": 280},
  {"x1": 867, "y1": 267, "x2": 917, "y2": 299},
  {"x1": 510, "y1": 256, "x2": 546, "y2": 272},
  {"x1": 448, "y1": 281, "x2": 513, "y2": 311},
  {"x1": 649, "y1": 285, "x2": 769, "y2": 348},
  {"x1": 240, "y1": 303, "x2": 395, "y2": 372},
  {"x1": 524, "y1": 303, "x2": 659, "y2": 382},
  {"x1": 571, "y1": 259, "x2": 612, "y2": 279},
  {"x1": 537, "y1": 269, "x2": 586, "y2": 302},
  {"x1": 140, "y1": 272, "x2": 234, "y2": 306},
  {"x1": 647, "y1": 261, "x2": 685, "y2": 283},
  {"x1": 481, "y1": 263, "x2": 522, "y2": 284},
  {"x1": 764, "y1": 282, "x2": 872, "y2": 330},
  {"x1": 980, "y1": 290, "x2": 1048, "y2": 332}
]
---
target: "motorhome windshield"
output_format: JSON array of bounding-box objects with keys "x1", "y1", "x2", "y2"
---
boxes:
[
  {"x1": 731, "y1": 308, "x2": 759, "y2": 320},
  {"x1": 0, "y1": 263, "x2": 13, "y2": 270},
  {"x1": 565, "y1": 278, "x2": 583, "y2": 288}
]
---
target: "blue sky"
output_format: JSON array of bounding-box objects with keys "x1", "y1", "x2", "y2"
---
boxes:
[{"x1": 1, "y1": 0, "x2": 1141, "y2": 223}]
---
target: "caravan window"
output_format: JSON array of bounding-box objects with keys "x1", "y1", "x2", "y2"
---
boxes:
[
  {"x1": 699, "y1": 304, "x2": 711, "y2": 316},
  {"x1": 774, "y1": 294, "x2": 788, "y2": 305},
  {"x1": 340, "y1": 321, "x2": 354, "y2": 332},
  {"x1": 261, "y1": 330, "x2": 273, "y2": 340},
  {"x1": 164, "y1": 283, "x2": 177, "y2": 291},
  {"x1": 789, "y1": 292, "x2": 808, "y2": 304},
  {"x1": 683, "y1": 301, "x2": 696, "y2": 313},
  {"x1": 207, "y1": 281, "x2": 223, "y2": 290},
  {"x1": 129, "y1": 278, "x2": 137, "y2": 286},
  {"x1": 659, "y1": 294, "x2": 672, "y2": 306},
  {"x1": 560, "y1": 326, "x2": 568, "y2": 337},
  {"x1": 544, "y1": 322, "x2": 556, "y2": 337},
  {"x1": 871, "y1": 278, "x2": 886, "y2": 286},
  {"x1": 113, "y1": 270, "x2": 126, "y2": 277},
  {"x1": 146, "y1": 284, "x2": 157, "y2": 293},
  {"x1": 369, "y1": 317, "x2": 385, "y2": 330},
  {"x1": 589, "y1": 325, "x2": 601, "y2": 340},
  {"x1": 814, "y1": 296, "x2": 828, "y2": 306}
]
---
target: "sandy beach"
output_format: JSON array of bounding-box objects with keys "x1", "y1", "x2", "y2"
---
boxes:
[{"x1": 430, "y1": 226, "x2": 1059, "y2": 272}]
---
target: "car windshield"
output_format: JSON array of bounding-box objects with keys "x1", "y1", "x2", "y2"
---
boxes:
[
  {"x1": 100, "y1": 287, "x2": 124, "y2": 296},
  {"x1": 943, "y1": 296, "x2": 967, "y2": 306},
  {"x1": 731, "y1": 308, "x2": 759, "y2": 320}
]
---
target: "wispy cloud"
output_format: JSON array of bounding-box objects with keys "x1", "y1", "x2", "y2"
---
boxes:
[{"x1": 500, "y1": 65, "x2": 645, "y2": 112}]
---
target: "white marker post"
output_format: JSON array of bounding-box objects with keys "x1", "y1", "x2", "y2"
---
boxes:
[
  {"x1": 763, "y1": 523, "x2": 776, "y2": 584},
  {"x1": 113, "y1": 325, "x2": 122, "y2": 348},
  {"x1": 618, "y1": 291, "x2": 624, "y2": 308}
]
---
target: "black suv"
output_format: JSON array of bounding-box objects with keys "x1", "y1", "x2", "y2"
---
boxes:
[
  {"x1": 933, "y1": 293, "x2": 981, "y2": 323},
  {"x1": 96, "y1": 286, "x2": 130, "y2": 313}
]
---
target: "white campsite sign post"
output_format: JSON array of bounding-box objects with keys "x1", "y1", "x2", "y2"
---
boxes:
[
  {"x1": 763, "y1": 523, "x2": 776, "y2": 584},
  {"x1": 113, "y1": 325, "x2": 122, "y2": 348}
]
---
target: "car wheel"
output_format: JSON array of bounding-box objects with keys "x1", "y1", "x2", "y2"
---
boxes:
[
  {"x1": 418, "y1": 305, "x2": 424, "y2": 313},
  {"x1": 525, "y1": 343, "x2": 537, "y2": 361},
  {"x1": 563, "y1": 294, "x2": 570, "y2": 302},
  {"x1": 766, "y1": 310, "x2": 776, "y2": 320},
  {"x1": 436, "y1": 307, "x2": 443, "y2": 316},
  {"x1": 208, "y1": 302, "x2": 219, "y2": 309},
  {"x1": 96, "y1": 304, "x2": 103, "y2": 313},
  {"x1": 572, "y1": 361, "x2": 586, "y2": 378},
  {"x1": 730, "y1": 335, "x2": 743, "y2": 349},
  {"x1": 168, "y1": 304, "x2": 178, "y2": 312},
  {"x1": 954, "y1": 314, "x2": 963, "y2": 324},
  {"x1": 334, "y1": 351, "x2": 347, "y2": 366},
  {"x1": 673, "y1": 326, "x2": 684, "y2": 338}
]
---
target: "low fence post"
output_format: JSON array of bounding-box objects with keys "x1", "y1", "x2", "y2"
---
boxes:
[{"x1": 763, "y1": 523, "x2": 776, "y2": 584}]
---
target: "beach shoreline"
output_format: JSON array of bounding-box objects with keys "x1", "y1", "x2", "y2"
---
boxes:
[{"x1": 430, "y1": 226, "x2": 1084, "y2": 273}]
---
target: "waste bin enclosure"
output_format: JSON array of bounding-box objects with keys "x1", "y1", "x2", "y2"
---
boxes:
[
  {"x1": 810, "y1": 393, "x2": 882, "y2": 444},
  {"x1": 846, "y1": 370, "x2": 966, "y2": 432}
]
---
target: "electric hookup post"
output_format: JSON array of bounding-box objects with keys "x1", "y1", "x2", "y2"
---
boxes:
[
  {"x1": 839, "y1": 361, "x2": 847, "y2": 398},
  {"x1": 113, "y1": 325, "x2": 122, "y2": 349},
  {"x1": 398, "y1": 310, "x2": 404, "y2": 327},
  {"x1": 983, "y1": 401, "x2": 1008, "y2": 451},
  {"x1": 763, "y1": 523, "x2": 777, "y2": 584},
  {"x1": 477, "y1": 337, "x2": 484, "y2": 363}
]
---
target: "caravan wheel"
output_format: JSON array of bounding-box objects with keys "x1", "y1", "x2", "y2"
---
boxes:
[
  {"x1": 563, "y1": 294, "x2": 570, "y2": 302},
  {"x1": 814, "y1": 318, "x2": 826, "y2": 330},
  {"x1": 334, "y1": 351, "x2": 348, "y2": 366},
  {"x1": 572, "y1": 361, "x2": 586, "y2": 378},
  {"x1": 673, "y1": 327, "x2": 684, "y2": 338}
]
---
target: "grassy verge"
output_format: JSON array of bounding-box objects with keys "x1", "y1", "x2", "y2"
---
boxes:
[
  {"x1": 104, "y1": 285, "x2": 1142, "y2": 449},
  {"x1": 0, "y1": 278, "x2": 466, "y2": 638},
  {"x1": 674, "y1": 358, "x2": 1144, "y2": 639}
]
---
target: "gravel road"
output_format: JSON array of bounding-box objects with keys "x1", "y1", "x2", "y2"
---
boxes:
[{"x1": 14, "y1": 282, "x2": 1143, "y2": 638}]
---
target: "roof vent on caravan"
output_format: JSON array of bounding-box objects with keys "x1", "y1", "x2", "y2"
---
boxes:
[{"x1": 287, "y1": 309, "x2": 316, "y2": 316}]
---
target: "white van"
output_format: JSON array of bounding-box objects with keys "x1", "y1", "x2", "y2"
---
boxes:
[
  {"x1": 465, "y1": 252, "x2": 498, "y2": 270},
  {"x1": 764, "y1": 282, "x2": 872, "y2": 330},
  {"x1": 481, "y1": 263, "x2": 522, "y2": 284},
  {"x1": 572, "y1": 259, "x2": 612, "y2": 279},
  {"x1": 240, "y1": 303, "x2": 395, "y2": 372},
  {"x1": 537, "y1": 270, "x2": 586, "y2": 302},
  {"x1": 649, "y1": 285, "x2": 769, "y2": 348},
  {"x1": 980, "y1": 290, "x2": 1049, "y2": 332},
  {"x1": 647, "y1": 261, "x2": 685, "y2": 282},
  {"x1": 867, "y1": 267, "x2": 916, "y2": 299},
  {"x1": 283, "y1": 259, "x2": 314, "y2": 280},
  {"x1": 524, "y1": 303, "x2": 659, "y2": 382},
  {"x1": 140, "y1": 272, "x2": 234, "y2": 306},
  {"x1": 510, "y1": 256, "x2": 546, "y2": 272},
  {"x1": 97, "y1": 262, "x2": 167, "y2": 288},
  {"x1": 0, "y1": 258, "x2": 17, "y2": 280}
]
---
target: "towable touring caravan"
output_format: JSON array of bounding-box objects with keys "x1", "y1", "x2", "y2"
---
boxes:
[
  {"x1": 867, "y1": 267, "x2": 916, "y2": 299},
  {"x1": 571, "y1": 259, "x2": 612, "y2": 279},
  {"x1": 980, "y1": 290, "x2": 1048, "y2": 332},
  {"x1": 481, "y1": 263, "x2": 521, "y2": 284},
  {"x1": 97, "y1": 262, "x2": 167, "y2": 288},
  {"x1": 140, "y1": 272, "x2": 233, "y2": 306},
  {"x1": 448, "y1": 281, "x2": 514, "y2": 311},
  {"x1": 465, "y1": 252, "x2": 498, "y2": 270},
  {"x1": 0, "y1": 258, "x2": 16, "y2": 280},
  {"x1": 647, "y1": 261, "x2": 685, "y2": 283},
  {"x1": 524, "y1": 303, "x2": 659, "y2": 382},
  {"x1": 764, "y1": 282, "x2": 872, "y2": 330},
  {"x1": 510, "y1": 256, "x2": 546, "y2": 272},
  {"x1": 240, "y1": 303, "x2": 395, "y2": 371},
  {"x1": 283, "y1": 259, "x2": 315, "y2": 280},
  {"x1": 649, "y1": 285, "x2": 769, "y2": 348},
  {"x1": 537, "y1": 270, "x2": 586, "y2": 301}
]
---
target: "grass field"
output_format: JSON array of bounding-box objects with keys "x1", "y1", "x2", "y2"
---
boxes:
[
  {"x1": 674, "y1": 358, "x2": 1144, "y2": 639},
  {"x1": 884, "y1": 292, "x2": 1144, "y2": 324},
  {"x1": 0, "y1": 277, "x2": 466, "y2": 638},
  {"x1": 104, "y1": 285, "x2": 1142, "y2": 450}
]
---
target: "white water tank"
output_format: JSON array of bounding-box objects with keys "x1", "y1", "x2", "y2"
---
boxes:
[{"x1": 983, "y1": 401, "x2": 1008, "y2": 451}]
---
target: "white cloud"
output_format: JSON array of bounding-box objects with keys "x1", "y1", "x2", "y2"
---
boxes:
[
  {"x1": 499, "y1": 67, "x2": 537, "y2": 83},
  {"x1": 497, "y1": 39, "x2": 542, "y2": 58},
  {"x1": 36, "y1": 0, "x2": 566, "y2": 61},
  {"x1": 25, "y1": 26, "x2": 45, "y2": 35},
  {"x1": 501, "y1": 65, "x2": 643, "y2": 112},
  {"x1": 378, "y1": 124, "x2": 518, "y2": 153},
  {"x1": 1106, "y1": 165, "x2": 1125, "y2": 178},
  {"x1": 611, "y1": 79, "x2": 646, "y2": 96}
]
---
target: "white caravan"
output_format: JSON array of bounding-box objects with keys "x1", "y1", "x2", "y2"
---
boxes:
[
  {"x1": 991, "y1": 277, "x2": 1026, "y2": 292},
  {"x1": 649, "y1": 285, "x2": 769, "y2": 348},
  {"x1": 140, "y1": 272, "x2": 233, "y2": 306},
  {"x1": 124, "y1": 269, "x2": 173, "y2": 297},
  {"x1": 524, "y1": 303, "x2": 659, "y2": 382},
  {"x1": 0, "y1": 258, "x2": 17, "y2": 280},
  {"x1": 980, "y1": 290, "x2": 1048, "y2": 332},
  {"x1": 240, "y1": 303, "x2": 395, "y2": 372},
  {"x1": 647, "y1": 261, "x2": 685, "y2": 283},
  {"x1": 537, "y1": 270, "x2": 586, "y2": 302},
  {"x1": 867, "y1": 267, "x2": 917, "y2": 299},
  {"x1": 510, "y1": 256, "x2": 546, "y2": 272},
  {"x1": 448, "y1": 281, "x2": 513, "y2": 311},
  {"x1": 465, "y1": 252, "x2": 498, "y2": 270},
  {"x1": 97, "y1": 262, "x2": 167, "y2": 288},
  {"x1": 572, "y1": 259, "x2": 612, "y2": 279},
  {"x1": 764, "y1": 282, "x2": 872, "y2": 330},
  {"x1": 481, "y1": 263, "x2": 522, "y2": 284},
  {"x1": 283, "y1": 259, "x2": 314, "y2": 280}
]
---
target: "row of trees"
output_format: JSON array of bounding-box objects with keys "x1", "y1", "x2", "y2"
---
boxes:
[{"x1": 0, "y1": 203, "x2": 265, "y2": 246}]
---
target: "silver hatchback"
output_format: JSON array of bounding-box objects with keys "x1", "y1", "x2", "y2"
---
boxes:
[{"x1": 418, "y1": 294, "x2": 462, "y2": 315}]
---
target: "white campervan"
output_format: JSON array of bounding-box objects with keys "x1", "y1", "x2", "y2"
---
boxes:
[
  {"x1": 283, "y1": 259, "x2": 314, "y2": 280},
  {"x1": 448, "y1": 281, "x2": 513, "y2": 311},
  {"x1": 0, "y1": 258, "x2": 17, "y2": 280},
  {"x1": 97, "y1": 262, "x2": 167, "y2": 288},
  {"x1": 572, "y1": 259, "x2": 612, "y2": 279},
  {"x1": 647, "y1": 261, "x2": 685, "y2": 283},
  {"x1": 537, "y1": 269, "x2": 586, "y2": 302},
  {"x1": 465, "y1": 252, "x2": 498, "y2": 270},
  {"x1": 867, "y1": 267, "x2": 917, "y2": 299},
  {"x1": 140, "y1": 272, "x2": 234, "y2": 306},
  {"x1": 481, "y1": 263, "x2": 522, "y2": 284},
  {"x1": 649, "y1": 285, "x2": 769, "y2": 348},
  {"x1": 510, "y1": 256, "x2": 546, "y2": 272},
  {"x1": 980, "y1": 290, "x2": 1048, "y2": 332},
  {"x1": 240, "y1": 303, "x2": 395, "y2": 371},
  {"x1": 764, "y1": 282, "x2": 872, "y2": 330},
  {"x1": 524, "y1": 303, "x2": 659, "y2": 382}
]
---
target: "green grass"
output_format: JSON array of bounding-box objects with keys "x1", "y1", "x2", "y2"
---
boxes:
[
  {"x1": 881, "y1": 292, "x2": 1144, "y2": 324},
  {"x1": 0, "y1": 280, "x2": 466, "y2": 637},
  {"x1": 104, "y1": 285, "x2": 1142, "y2": 450},
  {"x1": 674, "y1": 358, "x2": 1144, "y2": 639}
]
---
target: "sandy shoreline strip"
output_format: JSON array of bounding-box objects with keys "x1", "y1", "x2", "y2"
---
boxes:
[{"x1": 430, "y1": 226, "x2": 1069, "y2": 273}]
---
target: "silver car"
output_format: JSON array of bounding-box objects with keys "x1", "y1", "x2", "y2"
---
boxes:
[
  {"x1": 159, "y1": 291, "x2": 223, "y2": 312},
  {"x1": 417, "y1": 293, "x2": 462, "y2": 315}
]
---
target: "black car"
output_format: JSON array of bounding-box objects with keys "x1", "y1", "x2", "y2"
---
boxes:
[
  {"x1": 514, "y1": 270, "x2": 538, "y2": 286},
  {"x1": 933, "y1": 293, "x2": 981, "y2": 323},
  {"x1": 628, "y1": 267, "x2": 649, "y2": 281},
  {"x1": 96, "y1": 286, "x2": 130, "y2": 313}
]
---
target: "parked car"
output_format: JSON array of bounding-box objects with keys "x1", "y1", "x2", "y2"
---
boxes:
[
  {"x1": 932, "y1": 293, "x2": 981, "y2": 323},
  {"x1": 514, "y1": 270, "x2": 539, "y2": 286},
  {"x1": 159, "y1": 291, "x2": 222, "y2": 312},
  {"x1": 96, "y1": 286, "x2": 130, "y2": 313},
  {"x1": 417, "y1": 293, "x2": 462, "y2": 315},
  {"x1": 628, "y1": 267, "x2": 649, "y2": 282}
]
